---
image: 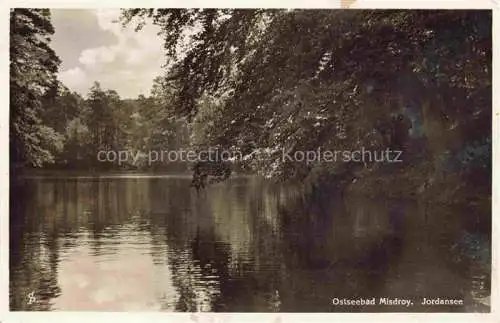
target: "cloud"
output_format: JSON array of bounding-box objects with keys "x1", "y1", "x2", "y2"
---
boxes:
[
  {"x1": 79, "y1": 46, "x2": 116, "y2": 67},
  {"x1": 59, "y1": 67, "x2": 87, "y2": 89},
  {"x1": 51, "y1": 9, "x2": 118, "y2": 70},
  {"x1": 55, "y1": 9, "x2": 165, "y2": 99}
]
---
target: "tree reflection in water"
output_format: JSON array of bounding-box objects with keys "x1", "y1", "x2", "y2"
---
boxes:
[{"x1": 9, "y1": 175, "x2": 490, "y2": 312}]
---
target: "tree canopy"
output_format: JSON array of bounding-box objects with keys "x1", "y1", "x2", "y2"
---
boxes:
[
  {"x1": 10, "y1": 8, "x2": 62, "y2": 167},
  {"x1": 121, "y1": 9, "x2": 491, "y2": 182}
]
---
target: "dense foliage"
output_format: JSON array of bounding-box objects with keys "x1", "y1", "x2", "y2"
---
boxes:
[
  {"x1": 10, "y1": 9, "x2": 62, "y2": 167},
  {"x1": 37, "y1": 79, "x2": 189, "y2": 170},
  {"x1": 120, "y1": 9, "x2": 491, "y2": 192}
]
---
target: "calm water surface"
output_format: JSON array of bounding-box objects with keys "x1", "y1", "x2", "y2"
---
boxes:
[{"x1": 10, "y1": 175, "x2": 490, "y2": 312}]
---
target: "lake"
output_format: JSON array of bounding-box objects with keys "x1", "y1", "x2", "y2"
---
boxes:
[{"x1": 9, "y1": 175, "x2": 491, "y2": 312}]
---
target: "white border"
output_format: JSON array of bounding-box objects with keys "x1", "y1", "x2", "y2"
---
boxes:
[
  {"x1": 0, "y1": 0, "x2": 9, "y2": 320},
  {"x1": 0, "y1": 1, "x2": 498, "y2": 323},
  {"x1": 350, "y1": 0, "x2": 496, "y2": 8},
  {"x1": 3, "y1": 312, "x2": 500, "y2": 322}
]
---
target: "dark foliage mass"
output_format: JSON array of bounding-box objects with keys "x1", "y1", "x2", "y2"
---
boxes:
[
  {"x1": 10, "y1": 9, "x2": 62, "y2": 167},
  {"x1": 119, "y1": 9, "x2": 491, "y2": 201}
]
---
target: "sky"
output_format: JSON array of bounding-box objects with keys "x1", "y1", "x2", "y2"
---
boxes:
[{"x1": 51, "y1": 9, "x2": 165, "y2": 99}]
